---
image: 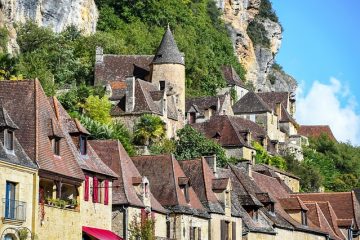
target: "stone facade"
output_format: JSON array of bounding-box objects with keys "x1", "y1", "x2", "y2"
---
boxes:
[
  {"x1": 168, "y1": 214, "x2": 209, "y2": 240},
  {"x1": 0, "y1": 162, "x2": 37, "y2": 239}
]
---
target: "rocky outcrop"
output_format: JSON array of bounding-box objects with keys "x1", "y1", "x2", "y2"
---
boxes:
[
  {"x1": 217, "y1": 0, "x2": 296, "y2": 93},
  {"x1": 0, "y1": 0, "x2": 98, "y2": 53}
]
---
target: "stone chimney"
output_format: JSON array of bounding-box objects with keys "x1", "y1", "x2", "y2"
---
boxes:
[
  {"x1": 275, "y1": 103, "x2": 281, "y2": 119},
  {"x1": 95, "y1": 46, "x2": 103, "y2": 63},
  {"x1": 204, "y1": 155, "x2": 217, "y2": 177},
  {"x1": 125, "y1": 76, "x2": 136, "y2": 112}
]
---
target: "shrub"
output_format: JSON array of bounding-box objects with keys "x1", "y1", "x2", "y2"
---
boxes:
[
  {"x1": 81, "y1": 95, "x2": 112, "y2": 124},
  {"x1": 267, "y1": 74, "x2": 276, "y2": 85},
  {"x1": 247, "y1": 20, "x2": 270, "y2": 49}
]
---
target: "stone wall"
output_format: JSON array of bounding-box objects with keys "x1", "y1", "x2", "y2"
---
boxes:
[
  {"x1": 274, "y1": 172, "x2": 300, "y2": 193},
  {"x1": 210, "y1": 213, "x2": 242, "y2": 240},
  {"x1": 169, "y1": 214, "x2": 209, "y2": 240},
  {"x1": 0, "y1": 162, "x2": 37, "y2": 238}
]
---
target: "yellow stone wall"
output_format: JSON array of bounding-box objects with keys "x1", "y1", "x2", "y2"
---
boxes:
[
  {"x1": 36, "y1": 205, "x2": 81, "y2": 240},
  {"x1": 244, "y1": 232, "x2": 276, "y2": 240},
  {"x1": 80, "y1": 176, "x2": 113, "y2": 230},
  {"x1": 0, "y1": 162, "x2": 36, "y2": 238},
  {"x1": 169, "y1": 214, "x2": 209, "y2": 240},
  {"x1": 274, "y1": 172, "x2": 300, "y2": 193},
  {"x1": 151, "y1": 63, "x2": 186, "y2": 118},
  {"x1": 210, "y1": 213, "x2": 242, "y2": 240}
]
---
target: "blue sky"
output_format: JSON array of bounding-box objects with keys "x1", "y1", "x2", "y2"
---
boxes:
[{"x1": 271, "y1": 0, "x2": 360, "y2": 145}]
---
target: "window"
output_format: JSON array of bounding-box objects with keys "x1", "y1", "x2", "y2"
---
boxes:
[
  {"x1": 4, "y1": 129, "x2": 14, "y2": 151},
  {"x1": 51, "y1": 138, "x2": 60, "y2": 156},
  {"x1": 79, "y1": 135, "x2": 87, "y2": 155},
  {"x1": 180, "y1": 184, "x2": 190, "y2": 203},
  {"x1": 220, "y1": 220, "x2": 230, "y2": 240},
  {"x1": 301, "y1": 211, "x2": 307, "y2": 226},
  {"x1": 159, "y1": 81, "x2": 166, "y2": 90},
  {"x1": 5, "y1": 181, "x2": 16, "y2": 219}
]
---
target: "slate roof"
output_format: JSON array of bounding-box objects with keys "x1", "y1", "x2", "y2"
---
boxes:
[
  {"x1": 186, "y1": 95, "x2": 226, "y2": 116},
  {"x1": 131, "y1": 154, "x2": 209, "y2": 218},
  {"x1": 178, "y1": 158, "x2": 229, "y2": 215},
  {"x1": 50, "y1": 97, "x2": 117, "y2": 178},
  {"x1": 111, "y1": 79, "x2": 178, "y2": 120},
  {"x1": 257, "y1": 92, "x2": 289, "y2": 109},
  {"x1": 233, "y1": 91, "x2": 272, "y2": 114},
  {"x1": 94, "y1": 55, "x2": 153, "y2": 85},
  {"x1": 0, "y1": 106, "x2": 18, "y2": 129},
  {"x1": 191, "y1": 115, "x2": 267, "y2": 148},
  {"x1": 293, "y1": 192, "x2": 360, "y2": 231},
  {"x1": 89, "y1": 140, "x2": 167, "y2": 214},
  {"x1": 298, "y1": 125, "x2": 337, "y2": 141},
  {"x1": 253, "y1": 163, "x2": 300, "y2": 180},
  {"x1": 152, "y1": 26, "x2": 184, "y2": 65},
  {"x1": 221, "y1": 65, "x2": 246, "y2": 88},
  {"x1": 0, "y1": 80, "x2": 84, "y2": 181}
]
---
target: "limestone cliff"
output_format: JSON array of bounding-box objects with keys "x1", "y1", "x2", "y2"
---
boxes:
[
  {"x1": 0, "y1": 0, "x2": 98, "y2": 53},
  {"x1": 217, "y1": 0, "x2": 297, "y2": 93}
]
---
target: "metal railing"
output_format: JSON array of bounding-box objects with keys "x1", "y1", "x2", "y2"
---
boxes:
[{"x1": 2, "y1": 199, "x2": 26, "y2": 221}]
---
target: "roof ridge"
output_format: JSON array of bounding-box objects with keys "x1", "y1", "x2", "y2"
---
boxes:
[
  {"x1": 200, "y1": 157, "x2": 210, "y2": 202},
  {"x1": 170, "y1": 154, "x2": 180, "y2": 206},
  {"x1": 117, "y1": 140, "x2": 131, "y2": 204}
]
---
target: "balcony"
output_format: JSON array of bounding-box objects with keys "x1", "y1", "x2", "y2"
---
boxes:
[{"x1": 2, "y1": 199, "x2": 26, "y2": 222}]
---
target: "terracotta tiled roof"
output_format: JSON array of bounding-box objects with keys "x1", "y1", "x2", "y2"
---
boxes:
[
  {"x1": 131, "y1": 154, "x2": 209, "y2": 218},
  {"x1": 0, "y1": 80, "x2": 84, "y2": 181},
  {"x1": 94, "y1": 55, "x2": 153, "y2": 85},
  {"x1": 50, "y1": 98, "x2": 117, "y2": 178},
  {"x1": 305, "y1": 202, "x2": 343, "y2": 240},
  {"x1": 233, "y1": 91, "x2": 272, "y2": 114},
  {"x1": 89, "y1": 140, "x2": 167, "y2": 214},
  {"x1": 221, "y1": 65, "x2": 246, "y2": 88},
  {"x1": 293, "y1": 192, "x2": 360, "y2": 230},
  {"x1": 178, "y1": 158, "x2": 228, "y2": 214},
  {"x1": 253, "y1": 164, "x2": 300, "y2": 180},
  {"x1": 278, "y1": 197, "x2": 309, "y2": 211},
  {"x1": 191, "y1": 115, "x2": 267, "y2": 148},
  {"x1": 298, "y1": 125, "x2": 337, "y2": 141}
]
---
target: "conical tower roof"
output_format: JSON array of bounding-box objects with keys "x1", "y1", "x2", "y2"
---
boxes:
[{"x1": 152, "y1": 26, "x2": 184, "y2": 65}]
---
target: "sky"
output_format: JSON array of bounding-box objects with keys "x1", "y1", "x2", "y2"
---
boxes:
[{"x1": 271, "y1": 0, "x2": 360, "y2": 145}]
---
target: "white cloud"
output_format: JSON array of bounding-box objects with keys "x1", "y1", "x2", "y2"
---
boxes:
[{"x1": 296, "y1": 77, "x2": 360, "y2": 145}]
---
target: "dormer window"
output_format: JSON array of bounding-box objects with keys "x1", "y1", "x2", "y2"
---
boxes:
[
  {"x1": 79, "y1": 135, "x2": 87, "y2": 155},
  {"x1": 4, "y1": 129, "x2": 14, "y2": 151},
  {"x1": 51, "y1": 138, "x2": 60, "y2": 156}
]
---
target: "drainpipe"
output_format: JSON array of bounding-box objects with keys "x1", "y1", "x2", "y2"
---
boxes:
[
  {"x1": 208, "y1": 218, "x2": 211, "y2": 240},
  {"x1": 31, "y1": 172, "x2": 37, "y2": 237},
  {"x1": 122, "y1": 206, "x2": 128, "y2": 240}
]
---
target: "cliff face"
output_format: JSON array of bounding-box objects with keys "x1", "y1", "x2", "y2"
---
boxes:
[
  {"x1": 0, "y1": 0, "x2": 98, "y2": 53},
  {"x1": 217, "y1": 0, "x2": 297, "y2": 93}
]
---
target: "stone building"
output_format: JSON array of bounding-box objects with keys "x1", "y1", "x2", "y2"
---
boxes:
[
  {"x1": 185, "y1": 93, "x2": 233, "y2": 124},
  {"x1": 217, "y1": 65, "x2": 249, "y2": 101},
  {"x1": 132, "y1": 154, "x2": 210, "y2": 240},
  {"x1": 94, "y1": 26, "x2": 186, "y2": 139},
  {"x1": 0, "y1": 104, "x2": 38, "y2": 239},
  {"x1": 0, "y1": 80, "x2": 121, "y2": 240},
  {"x1": 178, "y1": 156, "x2": 242, "y2": 240},
  {"x1": 49, "y1": 97, "x2": 121, "y2": 239},
  {"x1": 89, "y1": 140, "x2": 168, "y2": 240},
  {"x1": 191, "y1": 115, "x2": 277, "y2": 161},
  {"x1": 298, "y1": 125, "x2": 337, "y2": 142}
]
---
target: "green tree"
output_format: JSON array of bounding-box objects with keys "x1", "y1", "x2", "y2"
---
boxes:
[
  {"x1": 133, "y1": 114, "x2": 166, "y2": 146},
  {"x1": 175, "y1": 125, "x2": 229, "y2": 166},
  {"x1": 128, "y1": 215, "x2": 155, "y2": 240},
  {"x1": 82, "y1": 95, "x2": 112, "y2": 124},
  {"x1": 253, "y1": 142, "x2": 286, "y2": 170}
]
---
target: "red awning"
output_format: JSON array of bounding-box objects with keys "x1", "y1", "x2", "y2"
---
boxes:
[{"x1": 82, "y1": 226, "x2": 123, "y2": 240}]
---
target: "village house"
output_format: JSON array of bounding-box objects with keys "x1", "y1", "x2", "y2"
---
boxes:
[
  {"x1": 217, "y1": 65, "x2": 249, "y2": 101},
  {"x1": 94, "y1": 26, "x2": 186, "y2": 139},
  {"x1": 191, "y1": 115, "x2": 277, "y2": 161},
  {"x1": 0, "y1": 80, "x2": 122, "y2": 240},
  {"x1": 293, "y1": 192, "x2": 360, "y2": 240},
  {"x1": 0, "y1": 103, "x2": 38, "y2": 239},
  {"x1": 178, "y1": 156, "x2": 242, "y2": 240},
  {"x1": 185, "y1": 93, "x2": 233, "y2": 124},
  {"x1": 89, "y1": 140, "x2": 168, "y2": 240},
  {"x1": 131, "y1": 154, "x2": 210, "y2": 240},
  {"x1": 49, "y1": 97, "x2": 121, "y2": 239}
]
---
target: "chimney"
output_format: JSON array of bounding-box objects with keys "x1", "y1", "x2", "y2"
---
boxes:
[
  {"x1": 95, "y1": 46, "x2": 104, "y2": 63},
  {"x1": 204, "y1": 155, "x2": 217, "y2": 177},
  {"x1": 125, "y1": 76, "x2": 136, "y2": 112}
]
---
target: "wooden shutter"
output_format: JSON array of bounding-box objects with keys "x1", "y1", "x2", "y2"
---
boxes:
[
  {"x1": 232, "y1": 222, "x2": 236, "y2": 240},
  {"x1": 104, "y1": 180, "x2": 109, "y2": 205},
  {"x1": 141, "y1": 209, "x2": 147, "y2": 227},
  {"x1": 198, "y1": 227, "x2": 201, "y2": 240},
  {"x1": 190, "y1": 227, "x2": 194, "y2": 240},
  {"x1": 84, "y1": 175, "x2": 89, "y2": 201},
  {"x1": 221, "y1": 220, "x2": 226, "y2": 240},
  {"x1": 93, "y1": 177, "x2": 98, "y2": 203}
]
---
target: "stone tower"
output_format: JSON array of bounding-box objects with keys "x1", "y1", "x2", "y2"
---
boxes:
[{"x1": 150, "y1": 26, "x2": 186, "y2": 119}]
